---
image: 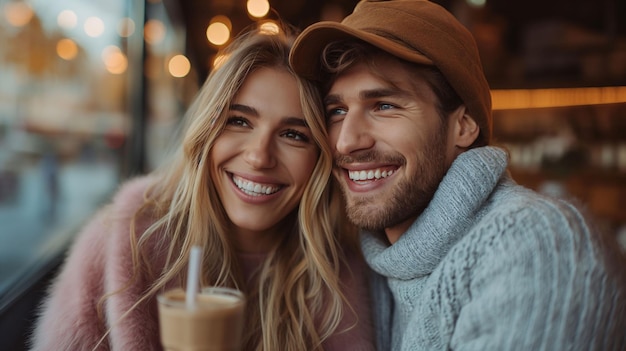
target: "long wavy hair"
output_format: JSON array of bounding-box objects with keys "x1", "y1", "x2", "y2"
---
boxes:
[{"x1": 105, "y1": 26, "x2": 357, "y2": 350}]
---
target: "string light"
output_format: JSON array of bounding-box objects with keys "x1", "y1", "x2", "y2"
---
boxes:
[
  {"x1": 57, "y1": 10, "x2": 77, "y2": 29},
  {"x1": 168, "y1": 54, "x2": 191, "y2": 78},
  {"x1": 84, "y1": 16, "x2": 105, "y2": 38},
  {"x1": 247, "y1": 0, "x2": 270, "y2": 18},
  {"x1": 57, "y1": 38, "x2": 78, "y2": 60},
  {"x1": 4, "y1": 2, "x2": 34, "y2": 27},
  {"x1": 206, "y1": 16, "x2": 231, "y2": 46}
]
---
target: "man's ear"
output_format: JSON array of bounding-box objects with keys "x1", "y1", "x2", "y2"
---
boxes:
[{"x1": 450, "y1": 105, "x2": 479, "y2": 148}]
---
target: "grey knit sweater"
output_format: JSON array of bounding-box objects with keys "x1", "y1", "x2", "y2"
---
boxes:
[{"x1": 362, "y1": 146, "x2": 626, "y2": 351}]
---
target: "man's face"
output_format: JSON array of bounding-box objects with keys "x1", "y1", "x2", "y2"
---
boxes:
[{"x1": 324, "y1": 57, "x2": 457, "y2": 242}]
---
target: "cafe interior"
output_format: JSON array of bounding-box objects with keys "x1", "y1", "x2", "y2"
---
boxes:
[{"x1": 0, "y1": 0, "x2": 625, "y2": 348}]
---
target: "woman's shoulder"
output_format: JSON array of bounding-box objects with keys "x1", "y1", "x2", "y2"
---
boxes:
[
  {"x1": 67, "y1": 175, "x2": 160, "y2": 269},
  {"x1": 109, "y1": 175, "x2": 158, "y2": 215}
]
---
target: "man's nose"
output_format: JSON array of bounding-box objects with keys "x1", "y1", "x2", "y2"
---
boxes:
[{"x1": 332, "y1": 111, "x2": 375, "y2": 155}]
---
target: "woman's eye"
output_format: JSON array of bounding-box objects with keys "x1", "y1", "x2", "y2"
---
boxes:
[
  {"x1": 282, "y1": 129, "x2": 310, "y2": 142},
  {"x1": 226, "y1": 116, "x2": 249, "y2": 127}
]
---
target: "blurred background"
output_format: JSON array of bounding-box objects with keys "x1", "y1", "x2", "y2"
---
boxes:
[{"x1": 0, "y1": 0, "x2": 625, "y2": 348}]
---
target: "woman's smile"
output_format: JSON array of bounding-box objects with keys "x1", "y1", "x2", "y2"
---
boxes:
[{"x1": 231, "y1": 173, "x2": 283, "y2": 196}]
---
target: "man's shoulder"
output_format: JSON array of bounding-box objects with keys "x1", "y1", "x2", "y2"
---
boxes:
[
  {"x1": 484, "y1": 180, "x2": 592, "y2": 235},
  {"x1": 457, "y1": 181, "x2": 626, "y2": 276}
]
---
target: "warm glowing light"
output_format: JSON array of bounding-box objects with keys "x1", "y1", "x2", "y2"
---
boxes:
[
  {"x1": 206, "y1": 17, "x2": 231, "y2": 46},
  {"x1": 57, "y1": 10, "x2": 77, "y2": 29},
  {"x1": 117, "y1": 17, "x2": 135, "y2": 37},
  {"x1": 144, "y1": 19, "x2": 166, "y2": 45},
  {"x1": 247, "y1": 0, "x2": 270, "y2": 18},
  {"x1": 213, "y1": 15, "x2": 232, "y2": 30},
  {"x1": 84, "y1": 16, "x2": 105, "y2": 37},
  {"x1": 213, "y1": 53, "x2": 229, "y2": 69},
  {"x1": 466, "y1": 0, "x2": 486, "y2": 8},
  {"x1": 102, "y1": 46, "x2": 128, "y2": 74},
  {"x1": 168, "y1": 54, "x2": 191, "y2": 78},
  {"x1": 57, "y1": 38, "x2": 78, "y2": 60},
  {"x1": 259, "y1": 21, "x2": 280, "y2": 35},
  {"x1": 4, "y1": 2, "x2": 34, "y2": 27},
  {"x1": 491, "y1": 86, "x2": 626, "y2": 110}
]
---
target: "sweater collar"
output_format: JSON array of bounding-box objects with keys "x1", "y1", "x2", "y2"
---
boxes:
[{"x1": 361, "y1": 146, "x2": 509, "y2": 279}]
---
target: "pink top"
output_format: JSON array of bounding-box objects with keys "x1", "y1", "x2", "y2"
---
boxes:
[{"x1": 30, "y1": 176, "x2": 375, "y2": 350}]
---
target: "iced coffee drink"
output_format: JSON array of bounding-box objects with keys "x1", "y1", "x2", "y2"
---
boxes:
[{"x1": 158, "y1": 287, "x2": 245, "y2": 351}]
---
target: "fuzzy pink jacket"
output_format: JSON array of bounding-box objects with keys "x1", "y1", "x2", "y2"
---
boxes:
[{"x1": 29, "y1": 176, "x2": 375, "y2": 350}]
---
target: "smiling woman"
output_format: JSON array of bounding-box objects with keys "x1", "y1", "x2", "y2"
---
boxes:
[
  {"x1": 29, "y1": 26, "x2": 375, "y2": 351},
  {"x1": 210, "y1": 67, "x2": 320, "y2": 253}
]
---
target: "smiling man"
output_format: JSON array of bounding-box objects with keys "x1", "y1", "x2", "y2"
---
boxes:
[{"x1": 290, "y1": 1, "x2": 626, "y2": 350}]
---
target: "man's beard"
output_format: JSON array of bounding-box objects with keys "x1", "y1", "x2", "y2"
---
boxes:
[{"x1": 338, "y1": 131, "x2": 449, "y2": 232}]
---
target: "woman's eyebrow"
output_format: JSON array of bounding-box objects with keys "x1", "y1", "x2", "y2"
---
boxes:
[
  {"x1": 229, "y1": 103, "x2": 258, "y2": 116},
  {"x1": 230, "y1": 104, "x2": 308, "y2": 127},
  {"x1": 282, "y1": 116, "x2": 308, "y2": 127}
]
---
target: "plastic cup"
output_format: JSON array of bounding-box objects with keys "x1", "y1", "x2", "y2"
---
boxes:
[{"x1": 157, "y1": 287, "x2": 246, "y2": 351}]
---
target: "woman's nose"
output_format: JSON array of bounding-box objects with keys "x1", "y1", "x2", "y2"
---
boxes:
[{"x1": 243, "y1": 134, "x2": 276, "y2": 169}]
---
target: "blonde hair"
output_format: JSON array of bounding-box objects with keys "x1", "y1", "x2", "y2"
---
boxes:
[{"x1": 104, "y1": 26, "x2": 358, "y2": 350}]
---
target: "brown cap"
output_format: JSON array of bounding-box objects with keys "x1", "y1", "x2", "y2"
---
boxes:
[{"x1": 290, "y1": 0, "x2": 492, "y2": 144}]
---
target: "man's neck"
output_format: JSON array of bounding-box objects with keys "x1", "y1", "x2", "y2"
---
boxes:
[{"x1": 384, "y1": 216, "x2": 416, "y2": 244}]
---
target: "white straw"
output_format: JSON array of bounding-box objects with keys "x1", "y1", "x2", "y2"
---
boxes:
[{"x1": 186, "y1": 245, "x2": 202, "y2": 309}]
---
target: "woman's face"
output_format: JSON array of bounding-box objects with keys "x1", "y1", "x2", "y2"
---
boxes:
[{"x1": 210, "y1": 67, "x2": 319, "y2": 252}]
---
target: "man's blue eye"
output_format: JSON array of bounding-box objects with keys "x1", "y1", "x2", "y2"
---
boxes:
[{"x1": 326, "y1": 108, "x2": 346, "y2": 116}]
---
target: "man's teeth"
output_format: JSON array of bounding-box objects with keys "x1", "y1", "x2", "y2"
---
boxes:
[
  {"x1": 348, "y1": 168, "x2": 394, "y2": 181},
  {"x1": 233, "y1": 176, "x2": 280, "y2": 196}
]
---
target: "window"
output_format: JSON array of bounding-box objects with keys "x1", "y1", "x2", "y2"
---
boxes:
[{"x1": 0, "y1": 0, "x2": 194, "y2": 329}]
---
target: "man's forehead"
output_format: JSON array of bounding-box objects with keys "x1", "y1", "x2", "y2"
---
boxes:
[{"x1": 326, "y1": 61, "x2": 431, "y2": 101}]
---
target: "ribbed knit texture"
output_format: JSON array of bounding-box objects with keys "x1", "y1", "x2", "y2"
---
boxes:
[{"x1": 363, "y1": 146, "x2": 626, "y2": 351}]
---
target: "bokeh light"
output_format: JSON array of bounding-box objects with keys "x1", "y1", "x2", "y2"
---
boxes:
[
  {"x1": 206, "y1": 16, "x2": 231, "y2": 46},
  {"x1": 84, "y1": 16, "x2": 105, "y2": 38},
  {"x1": 259, "y1": 21, "x2": 280, "y2": 35},
  {"x1": 117, "y1": 17, "x2": 135, "y2": 38},
  {"x1": 247, "y1": 0, "x2": 270, "y2": 18},
  {"x1": 57, "y1": 38, "x2": 78, "y2": 60},
  {"x1": 4, "y1": 2, "x2": 34, "y2": 27},
  {"x1": 144, "y1": 19, "x2": 166, "y2": 45},
  {"x1": 102, "y1": 45, "x2": 128, "y2": 74},
  {"x1": 213, "y1": 53, "x2": 230, "y2": 69},
  {"x1": 168, "y1": 54, "x2": 191, "y2": 78},
  {"x1": 466, "y1": 0, "x2": 486, "y2": 8},
  {"x1": 57, "y1": 10, "x2": 78, "y2": 29}
]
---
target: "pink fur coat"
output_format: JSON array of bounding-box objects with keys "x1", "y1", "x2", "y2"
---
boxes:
[{"x1": 29, "y1": 176, "x2": 375, "y2": 350}]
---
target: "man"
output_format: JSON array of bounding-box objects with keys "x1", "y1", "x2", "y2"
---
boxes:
[{"x1": 290, "y1": 1, "x2": 626, "y2": 350}]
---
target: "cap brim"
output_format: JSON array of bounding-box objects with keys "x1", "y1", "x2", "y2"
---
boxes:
[{"x1": 290, "y1": 21, "x2": 433, "y2": 81}]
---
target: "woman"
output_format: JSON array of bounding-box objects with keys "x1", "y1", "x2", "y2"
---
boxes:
[{"x1": 30, "y1": 27, "x2": 374, "y2": 350}]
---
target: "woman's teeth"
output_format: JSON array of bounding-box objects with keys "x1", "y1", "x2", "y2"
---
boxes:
[
  {"x1": 233, "y1": 175, "x2": 280, "y2": 196},
  {"x1": 348, "y1": 168, "x2": 394, "y2": 181}
]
